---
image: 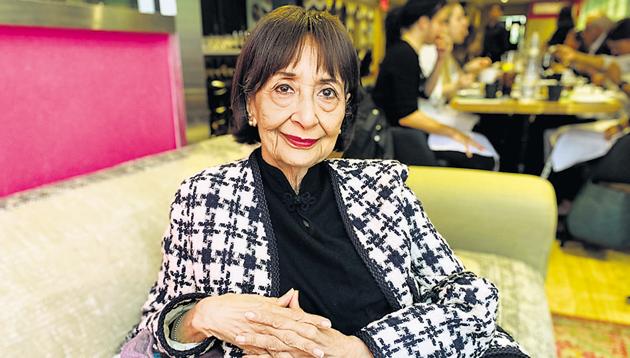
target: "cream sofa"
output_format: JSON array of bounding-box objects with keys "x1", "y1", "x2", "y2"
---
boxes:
[{"x1": 0, "y1": 136, "x2": 556, "y2": 357}]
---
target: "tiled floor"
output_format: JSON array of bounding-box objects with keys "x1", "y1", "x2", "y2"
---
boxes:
[{"x1": 545, "y1": 240, "x2": 630, "y2": 325}]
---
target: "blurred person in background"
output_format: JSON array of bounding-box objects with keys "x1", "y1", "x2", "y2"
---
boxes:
[
  {"x1": 603, "y1": 18, "x2": 630, "y2": 96},
  {"x1": 564, "y1": 29, "x2": 585, "y2": 51},
  {"x1": 582, "y1": 14, "x2": 615, "y2": 55},
  {"x1": 553, "y1": 18, "x2": 630, "y2": 92},
  {"x1": 372, "y1": 0, "x2": 484, "y2": 167},
  {"x1": 481, "y1": 4, "x2": 512, "y2": 62},
  {"x1": 520, "y1": 18, "x2": 616, "y2": 175},
  {"x1": 548, "y1": 5, "x2": 576, "y2": 47},
  {"x1": 544, "y1": 18, "x2": 630, "y2": 220},
  {"x1": 418, "y1": 2, "x2": 496, "y2": 170},
  {"x1": 462, "y1": 5, "x2": 485, "y2": 61},
  {"x1": 420, "y1": 2, "x2": 492, "y2": 100}
]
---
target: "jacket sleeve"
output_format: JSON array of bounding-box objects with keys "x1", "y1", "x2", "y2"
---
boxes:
[
  {"x1": 354, "y1": 172, "x2": 500, "y2": 357},
  {"x1": 125, "y1": 181, "x2": 216, "y2": 357}
]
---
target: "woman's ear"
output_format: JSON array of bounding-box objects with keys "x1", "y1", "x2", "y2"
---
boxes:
[
  {"x1": 245, "y1": 97, "x2": 252, "y2": 117},
  {"x1": 246, "y1": 97, "x2": 257, "y2": 127}
]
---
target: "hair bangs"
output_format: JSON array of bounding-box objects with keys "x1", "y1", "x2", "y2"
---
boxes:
[{"x1": 245, "y1": 10, "x2": 353, "y2": 95}]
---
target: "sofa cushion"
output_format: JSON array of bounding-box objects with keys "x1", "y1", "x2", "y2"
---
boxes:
[
  {"x1": 0, "y1": 137, "x2": 254, "y2": 357},
  {"x1": 456, "y1": 249, "x2": 556, "y2": 358}
]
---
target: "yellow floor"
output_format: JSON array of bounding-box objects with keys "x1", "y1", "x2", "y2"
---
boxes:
[{"x1": 545, "y1": 240, "x2": 630, "y2": 325}]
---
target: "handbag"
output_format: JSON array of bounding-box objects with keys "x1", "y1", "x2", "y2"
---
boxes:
[
  {"x1": 343, "y1": 90, "x2": 394, "y2": 160},
  {"x1": 567, "y1": 181, "x2": 630, "y2": 249}
]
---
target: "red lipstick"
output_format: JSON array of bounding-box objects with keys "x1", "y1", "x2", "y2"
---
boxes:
[{"x1": 283, "y1": 133, "x2": 318, "y2": 148}]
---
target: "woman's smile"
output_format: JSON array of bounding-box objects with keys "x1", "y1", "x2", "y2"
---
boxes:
[{"x1": 281, "y1": 133, "x2": 319, "y2": 148}]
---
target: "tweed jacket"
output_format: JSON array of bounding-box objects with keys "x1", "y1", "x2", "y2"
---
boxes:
[{"x1": 129, "y1": 152, "x2": 527, "y2": 358}]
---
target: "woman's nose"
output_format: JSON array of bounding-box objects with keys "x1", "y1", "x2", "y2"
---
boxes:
[{"x1": 291, "y1": 93, "x2": 318, "y2": 128}]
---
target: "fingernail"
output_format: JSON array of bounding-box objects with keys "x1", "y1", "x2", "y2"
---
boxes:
[
  {"x1": 320, "y1": 319, "x2": 332, "y2": 328},
  {"x1": 313, "y1": 348, "x2": 324, "y2": 358},
  {"x1": 236, "y1": 335, "x2": 246, "y2": 344},
  {"x1": 245, "y1": 311, "x2": 256, "y2": 319}
]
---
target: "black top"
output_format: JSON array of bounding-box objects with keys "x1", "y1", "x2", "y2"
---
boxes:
[
  {"x1": 254, "y1": 149, "x2": 392, "y2": 335},
  {"x1": 372, "y1": 41, "x2": 427, "y2": 127},
  {"x1": 482, "y1": 23, "x2": 512, "y2": 62}
]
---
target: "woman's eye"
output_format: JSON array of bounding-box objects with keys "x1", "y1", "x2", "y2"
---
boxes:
[
  {"x1": 320, "y1": 87, "x2": 338, "y2": 99},
  {"x1": 275, "y1": 84, "x2": 294, "y2": 94}
]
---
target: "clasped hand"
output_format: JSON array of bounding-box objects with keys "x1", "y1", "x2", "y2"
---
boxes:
[{"x1": 188, "y1": 289, "x2": 372, "y2": 358}]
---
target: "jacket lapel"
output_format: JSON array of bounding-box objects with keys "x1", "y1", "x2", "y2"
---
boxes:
[
  {"x1": 327, "y1": 160, "x2": 415, "y2": 309},
  {"x1": 201, "y1": 157, "x2": 278, "y2": 298},
  {"x1": 247, "y1": 153, "x2": 281, "y2": 297}
]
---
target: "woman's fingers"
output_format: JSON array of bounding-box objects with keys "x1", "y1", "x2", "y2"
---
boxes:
[
  {"x1": 236, "y1": 333, "x2": 323, "y2": 358},
  {"x1": 464, "y1": 143, "x2": 473, "y2": 158},
  {"x1": 250, "y1": 305, "x2": 331, "y2": 329},
  {"x1": 242, "y1": 345, "x2": 271, "y2": 355},
  {"x1": 243, "y1": 353, "x2": 294, "y2": 358},
  {"x1": 236, "y1": 333, "x2": 291, "y2": 351},
  {"x1": 288, "y1": 290, "x2": 301, "y2": 309},
  {"x1": 252, "y1": 324, "x2": 324, "y2": 357},
  {"x1": 246, "y1": 311, "x2": 325, "y2": 342},
  {"x1": 276, "y1": 289, "x2": 295, "y2": 307},
  {"x1": 242, "y1": 348, "x2": 294, "y2": 358}
]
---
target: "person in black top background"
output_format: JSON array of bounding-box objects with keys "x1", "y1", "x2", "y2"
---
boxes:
[
  {"x1": 481, "y1": 4, "x2": 513, "y2": 63},
  {"x1": 548, "y1": 5, "x2": 575, "y2": 47},
  {"x1": 371, "y1": 0, "x2": 486, "y2": 167}
]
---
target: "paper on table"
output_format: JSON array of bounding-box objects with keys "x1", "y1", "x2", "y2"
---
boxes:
[
  {"x1": 419, "y1": 99, "x2": 479, "y2": 132},
  {"x1": 428, "y1": 132, "x2": 499, "y2": 158},
  {"x1": 550, "y1": 123, "x2": 617, "y2": 172}
]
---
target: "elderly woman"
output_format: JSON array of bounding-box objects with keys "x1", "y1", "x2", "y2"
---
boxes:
[{"x1": 123, "y1": 5, "x2": 526, "y2": 358}]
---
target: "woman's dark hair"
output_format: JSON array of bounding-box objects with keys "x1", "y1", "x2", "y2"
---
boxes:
[
  {"x1": 230, "y1": 5, "x2": 360, "y2": 152},
  {"x1": 607, "y1": 18, "x2": 630, "y2": 41},
  {"x1": 385, "y1": 0, "x2": 446, "y2": 49},
  {"x1": 548, "y1": 5, "x2": 574, "y2": 46}
]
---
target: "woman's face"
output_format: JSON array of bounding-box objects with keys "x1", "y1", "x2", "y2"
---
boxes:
[
  {"x1": 448, "y1": 5, "x2": 469, "y2": 45},
  {"x1": 247, "y1": 40, "x2": 347, "y2": 172},
  {"x1": 424, "y1": 8, "x2": 449, "y2": 44}
]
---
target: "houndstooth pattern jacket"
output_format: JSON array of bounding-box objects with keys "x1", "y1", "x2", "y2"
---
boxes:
[{"x1": 128, "y1": 151, "x2": 528, "y2": 358}]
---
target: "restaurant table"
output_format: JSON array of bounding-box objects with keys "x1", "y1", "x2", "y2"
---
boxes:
[
  {"x1": 450, "y1": 97, "x2": 622, "y2": 116},
  {"x1": 449, "y1": 96, "x2": 623, "y2": 173}
]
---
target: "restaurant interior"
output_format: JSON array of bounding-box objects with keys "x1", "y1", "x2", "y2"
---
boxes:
[{"x1": 1, "y1": 0, "x2": 629, "y2": 357}]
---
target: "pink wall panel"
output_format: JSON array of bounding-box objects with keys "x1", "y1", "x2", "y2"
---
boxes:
[{"x1": 0, "y1": 25, "x2": 184, "y2": 197}]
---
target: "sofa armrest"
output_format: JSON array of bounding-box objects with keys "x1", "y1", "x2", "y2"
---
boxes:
[{"x1": 405, "y1": 166, "x2": 557, "y2": 279}]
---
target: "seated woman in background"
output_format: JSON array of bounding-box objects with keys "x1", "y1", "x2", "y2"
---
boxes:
[
  {"x1": 418, "y1": 2, "x2": 497, "y2": 170},
  {"x1": 122, "y1": 5, "x2": 526, "y2": 358},
  {"x1": 545, "y1": 18, "x2": 630, "y2": 212},
  {"x1": 547, "y1": 5, "x2": 576, "y2": 47},
  {"x1": 371, "y1": 0, "x2": 486, "y2": 168}
]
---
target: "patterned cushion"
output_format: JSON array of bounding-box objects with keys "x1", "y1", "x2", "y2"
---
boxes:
[{"x1": 456, "y1": 250, "x2": 556, "y2": 358}]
